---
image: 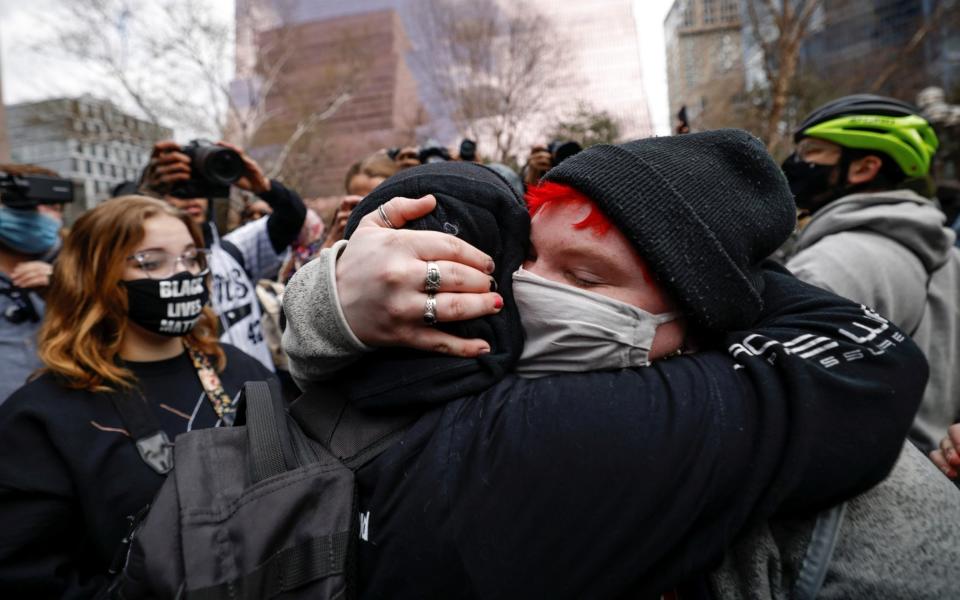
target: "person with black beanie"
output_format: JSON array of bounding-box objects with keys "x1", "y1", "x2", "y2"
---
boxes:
[{"x1": 151, "y1": 132, "x2": 928, "y2": 597}]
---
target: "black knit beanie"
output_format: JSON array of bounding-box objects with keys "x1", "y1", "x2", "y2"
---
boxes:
[{"x1": 543, "y1": 128, "x2": 796, "y2": 331}]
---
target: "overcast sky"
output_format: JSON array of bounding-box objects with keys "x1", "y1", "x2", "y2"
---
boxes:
[{"x1": 0, "y1": 0, "x2": 675, "y2": 136}]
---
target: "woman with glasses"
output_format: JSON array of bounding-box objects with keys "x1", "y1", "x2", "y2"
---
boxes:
[{"x1": 0, "y1": 196, "x2": 276, "y2": 598}]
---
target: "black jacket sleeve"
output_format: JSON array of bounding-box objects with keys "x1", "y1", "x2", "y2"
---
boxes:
[
  {"x1": 0, "y1": 397, "x2": 105, "y2": 599},
  {"x1": 429, "y1": 267, "x2": 927, "y2": 599},
  {"x1": 259, "y1": 180, "x2": 307, "y2": 254}
]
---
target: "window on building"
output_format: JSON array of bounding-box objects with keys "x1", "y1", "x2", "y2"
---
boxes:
[
  {"x1": 682, "y1": 0, "x2": 694, "y2": 27},
  {"x1": 704, "y1": 0, "x2": 717, "y2": 24},
  {"x1": 111, "y1": 164, "x2": 117, "y2": 178},
  {"x1": 72, "y1": 158, "x2": 79, "y2": 173},
  {"x1": 720, "y1": 0, "x2": 739, "y2": 22},
  {"x1": 684, "y1": 42, "x2": 697, "y2": 89},
  {"x1": 85, "y1": 160, "x2": 92, "y2": 174}
]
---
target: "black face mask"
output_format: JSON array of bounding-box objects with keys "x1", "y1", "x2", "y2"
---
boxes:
[
  {"x1": 123, "y1": 271, "x2": 210, "y2": 337},
  {"x1": 781, "y1": 152, "x2": 841, "y2": 213}
]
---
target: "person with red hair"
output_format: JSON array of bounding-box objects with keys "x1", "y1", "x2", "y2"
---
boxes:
[
  {"x1": 273, "y1": 135, "x2": 928, "y2": 597},
  {"x1": 127, "y1": 134, "x2": 930, "y2": 598}
]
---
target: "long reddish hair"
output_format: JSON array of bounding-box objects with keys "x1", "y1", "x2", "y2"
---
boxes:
[{"x1": 38, "y1": 196, "x2": 225, "y2": 392}]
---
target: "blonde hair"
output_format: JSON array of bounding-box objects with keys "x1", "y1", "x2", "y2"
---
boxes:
[{"x1": 38, "y1": 196, "x2": 225, "y2": 392}]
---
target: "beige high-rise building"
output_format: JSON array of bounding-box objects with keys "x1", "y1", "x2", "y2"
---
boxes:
[
  {"x1": 0, "y1": 38, "x2": 10, "y2": 163},
  {"x1": 521, "y1": 0, "x2": 654, "y2": 140},
  {"x1": 664, "y1": 0, "x2": 744, "y2": 131},
  {"x1": 234, "y1": 0, "x2": 423, "y2": 197}
]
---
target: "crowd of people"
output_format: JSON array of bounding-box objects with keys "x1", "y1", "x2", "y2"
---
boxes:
[{"x1": 0, "y1": 92, "x2": 958, "y2": 599}]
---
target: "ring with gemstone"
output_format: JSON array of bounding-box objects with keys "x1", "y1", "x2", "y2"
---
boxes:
[{"x1": 423, "y1": 293, "x2": 438, "y2": 325}]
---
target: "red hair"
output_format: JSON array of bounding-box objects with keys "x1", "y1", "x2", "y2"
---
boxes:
[
  {"x1": 524, "y1": 181, "x2": 613, "y2": 237},
  {"x1": 525, "y1": 181, "x2": 654, "y2": 285}
]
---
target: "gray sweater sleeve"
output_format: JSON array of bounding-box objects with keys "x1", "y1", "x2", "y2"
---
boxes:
[{"x1": 281, "y1": 240, "x2": 371, "y2": 386}]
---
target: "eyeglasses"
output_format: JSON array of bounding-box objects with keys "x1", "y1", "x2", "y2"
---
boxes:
[{"x1": 126, "y1": 248, "x2": 212, "y2": 280}]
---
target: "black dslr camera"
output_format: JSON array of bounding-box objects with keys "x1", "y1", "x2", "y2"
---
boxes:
[
  {"x1": 169, "y1": 140, "x2": 244, "y2": 199},
  {"x1": 547, "y1": 140, "x2": 583, "y2": 166},
  {"x1": 418, "y1": 141, "x2": 451, "y2": 164},
  {"x1": 0, "y1": 171, "x2": 75, "y2": 209}
]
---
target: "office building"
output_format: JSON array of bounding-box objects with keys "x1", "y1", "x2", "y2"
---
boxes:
[
  {"x1": 525, "y1": 0, "x2": 654, "y2": 140},
  {"x1": 664, "y1": 0, "x2": 744, "y2": 129},
  {"x1": 234, "y1": 0, "x2": 421, "y2": 196},
  {"x1": 801, "y1": 0, "x2": 959, "y2": 98},
  {"x1": 6, "y1": 96, "x2": 172, "y2": 214},
  {"x1": 0, "y1": 41, "x2": 9, "y2": 163},
  {"x1": 237, "y1": 0, "x2": 655, "y2": 194}
]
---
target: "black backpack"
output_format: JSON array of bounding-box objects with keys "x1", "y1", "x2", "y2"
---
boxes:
[{"x1": 113, "y1": 380, "x2": 411, "y2": 599}]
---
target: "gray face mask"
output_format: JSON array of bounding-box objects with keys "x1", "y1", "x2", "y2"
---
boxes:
[{"x1": 512, "y1": 268, "x2": 679, "y2": 378}]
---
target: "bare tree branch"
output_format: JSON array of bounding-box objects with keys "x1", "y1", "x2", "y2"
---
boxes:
[
  {"x1": 267, "y1": 92, "x2": 351, "y2": 179},
  {"x1": 869, "y1": 1, "x2": 947, "y2": 93}
]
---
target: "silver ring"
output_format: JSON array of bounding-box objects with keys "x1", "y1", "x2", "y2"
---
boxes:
[
  {"x1": 425, "y1": 261, "x2": 441, "y2": 293},
  {"x1": 378, "y1": 204, "x2": 397, "y2": 229},
  {"x1": 423, "y1": 293, "x2": 438, "y2": 325}
]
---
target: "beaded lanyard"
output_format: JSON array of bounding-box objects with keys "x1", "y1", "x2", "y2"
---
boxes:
[{"x1": 184, "y1": 341, "x2": 236, "y2": 426}]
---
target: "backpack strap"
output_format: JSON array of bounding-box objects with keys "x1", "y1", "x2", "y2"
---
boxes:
[
  {"x1": 110, "y1": 393, "x2": 174, "y2": 475},
  {"x1": 184, "y1": 532, "x2": 350, "y2": 600},
  {"x1": 239, "y1": 380, "x2": 298, "y2": 483},
  {"x1": 289, "y1": 385, "x2": 415, "y2": 469},
  {"x1": 792, "y1": 501, "x2": 848, "y2": 600}
]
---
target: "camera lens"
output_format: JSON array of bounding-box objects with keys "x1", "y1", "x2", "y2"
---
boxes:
[
  {"x1": 194, "y1": 146, "x2": 244, "y2": 185},
  {"x1": 548, "y1": 141, "x2": 583, "y2": 165}
]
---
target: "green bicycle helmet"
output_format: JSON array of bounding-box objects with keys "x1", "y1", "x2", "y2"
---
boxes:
[{"x1": 795, "y1": 94, "x2": 939, "y2": 178}]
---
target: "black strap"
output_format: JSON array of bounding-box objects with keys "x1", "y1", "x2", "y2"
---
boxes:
[
  {"x1": 243, "y1": 381, "x2": 297, "y2": 483},
  {"x1": 110, "y1": 393, "x2": 173, "y2": 475},
  {"x1": 289, "y1": 386, "x2": 414, "y2": 469},
  {"x1": 185, "y1": 531, "x2": 350, "y2": 600},
  {"x1": 792, "y1": 502, "x2": 848, "y2": 600}
]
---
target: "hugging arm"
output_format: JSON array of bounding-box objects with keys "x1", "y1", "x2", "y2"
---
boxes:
[{"x1": 443, "y1": 267, "x2": 925, "y2": 598}]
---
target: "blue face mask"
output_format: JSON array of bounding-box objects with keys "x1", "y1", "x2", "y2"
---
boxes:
[{"x1": 0, "y1": 207, "x2": 61, "y2": 255}]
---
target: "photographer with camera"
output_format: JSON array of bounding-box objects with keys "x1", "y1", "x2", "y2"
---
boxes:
[
  {"x1": 0, "y1": 164, "x2": 72, "y2": 403},
  {"x1": 141, "y1": 140, "x2": 306, "y2": 372},
  {"x1": 521, "y1": 140, "x2": 583, "y2": 189}
]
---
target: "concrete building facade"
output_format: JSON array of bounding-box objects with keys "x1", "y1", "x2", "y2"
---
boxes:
[
  {"x1": 664, "y1": 0, "x2": 744, "y2": 129},
  {"x1": 665, "y1": 0, "x2": 959, "y2": 133},
  {"x1": 236, "y1": 0, "x2": 654, "y2": 196},
  {"x1": 800, "y1": 0, "x2": 959, "y2": 99},
  {"x1": 6, "y1": 96, "x2": 171, "y2": 217},
  {"x1": 234, "y1": 0, "x2": 421, "y2": 197},
  {"x1": 0, "y1": 40, "x2": 9, "y2": 163},
  {"x1": 506, "y1": 0, "x2": 654, "y2": 141}
]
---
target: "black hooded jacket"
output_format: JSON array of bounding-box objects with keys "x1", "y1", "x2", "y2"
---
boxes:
[{"x1": 283, "y1": 163, "x2": 928, "y2": 598}]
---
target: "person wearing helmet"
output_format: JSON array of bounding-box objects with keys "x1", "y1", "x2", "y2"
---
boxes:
[
  {"x1": 705, "y1": 95, "x2": 960, "y2": 600},
  {"x1": 782, "y1": 94, "x2": 960, "y2": 458}
]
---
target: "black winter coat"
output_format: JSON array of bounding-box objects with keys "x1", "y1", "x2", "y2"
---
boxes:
[{"x1": 291, "y1": 269, "x2": 926, "y2": 599}]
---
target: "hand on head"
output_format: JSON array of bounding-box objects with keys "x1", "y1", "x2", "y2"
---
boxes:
[{"x1": 335, "y1": 194, "x2": 502, "y2": 357}]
